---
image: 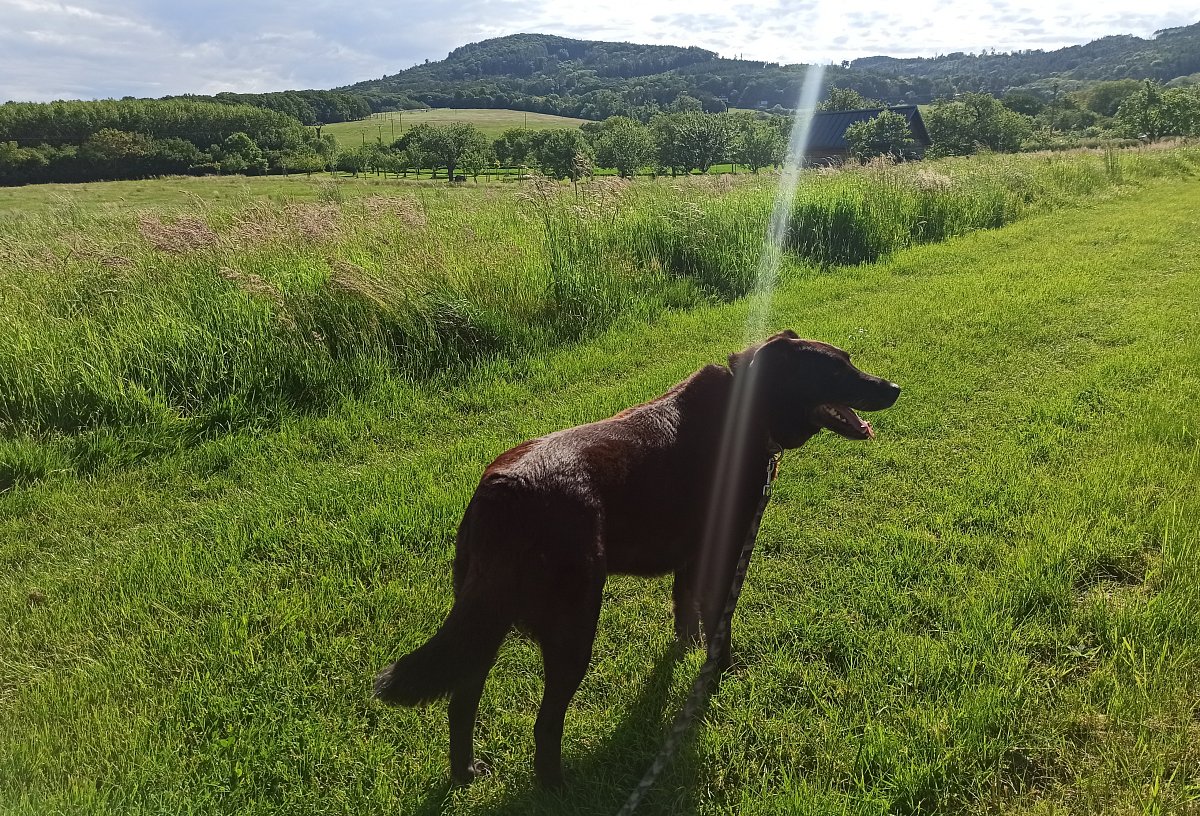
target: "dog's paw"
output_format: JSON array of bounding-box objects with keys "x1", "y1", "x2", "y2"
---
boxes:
[
  {"x1": 536, "y1": 769, "x2": 566, "y2": 790},
  {"x1": 452, "y1": 759, "x2": 492, "y2": 785}
]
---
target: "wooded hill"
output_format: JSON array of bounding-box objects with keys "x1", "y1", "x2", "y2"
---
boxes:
[{"x1": 340, "y1": 24, "x2": 1200, "y2": 117}]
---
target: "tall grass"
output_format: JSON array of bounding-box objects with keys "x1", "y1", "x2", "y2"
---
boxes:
[{"x1": 2, "y1": 146, "x2": 1198, "y2": 486}]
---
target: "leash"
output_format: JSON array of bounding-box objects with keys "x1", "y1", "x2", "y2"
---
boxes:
[{"x1": 615, "y1": 443, "x2": 783, "y2": 816}]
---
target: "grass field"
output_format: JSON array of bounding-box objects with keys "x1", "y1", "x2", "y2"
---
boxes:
[
  {"x1": 321, "y1": 108, "x2": 591, "y2": 147},
  {"x1": 4, "y1": 147, "x2": 1198, "y2": 477},
  {"x1": 2, "y1": 150, "x2": 1200, "y2": 814},
  {"x1": 0, "y1": 172, "x2": 471, "y2": 213}
]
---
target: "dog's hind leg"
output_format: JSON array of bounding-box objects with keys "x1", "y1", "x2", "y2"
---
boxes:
[
  {"x1": 530, "y1": 576, "x2": 604, "y2": 789},
  {"x1": 449, "y1": 669, "x2": 492, "y2": 784}
]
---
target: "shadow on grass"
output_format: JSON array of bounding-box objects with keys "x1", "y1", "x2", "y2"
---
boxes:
[{"x1": 412, "y1": 644, "x2": 707, "y2": 816}]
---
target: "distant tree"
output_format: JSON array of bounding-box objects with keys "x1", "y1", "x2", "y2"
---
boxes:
[
  {"x1": 652, "y1": 111, "x2": 733, "y2": 174},
  {"x1": 1116, "y1": 81, "x2": 1200, "y2": 139},
  {"x1": 1115, "y1": 81, "x2": 1168, "y2": 140},
  {"x1": 1000, "y1": 91, "x2": 1046, "y2": 116},
  {"x1": 843, "y1": 110, "x2": 917, "y2": 160},
  {"x1": 668, "y1": 94, "x2": 704, "y2": 113},
  {"x1": 925, "y1": 93, "x2": 1033, "y2": 156},
  {"x1": 578, "y1": 89, "x2": 628, "y2": 120},
  {"x1": 732, "y1": 117, "x2": 786, "y2": 172},
  {"x1": 151, "y1": 137, "x2": 206, "y2": 174},
  {"x1": 459, "y1": 140, "x2": 493, "y2": 181},
  {"x1": 281, "y1": 149, "x2": 327, "y2": 175},
  {"x1": 1162, "y1": 86, "x2": 1200, "y2": 136},
  {"x1": 395, "y1": 131, "x2": 432, "y2": 177},
  {"x1": 314, "y1": 133, "x2": 340, "y2": 160},
  {"x1": 0, "y1": 140, "x2": 51, "y2": 184},
  {"x1": 215, "y1": 132, "x2": 269, "y2": 175},
  {"x1": 387, "y1": 147, "x2": 412, "y2": 177},
  {"x1": 1080, "y1": 79, "x2": 1143, "y2": 117},
  {"x1": 530, "y1": 128, "x2": 593, "y2": 180},
  {"x1": 1166, "y1": 72, "x2": 1200, "y2": 88},
  {"x1": 592, "y1": 116, "x2": 655, "y2": 176},
  {"x1": 819, "y1": 88, "x2": 884, "y2": 112},
  {"x1": 78, "y1": 128, "x2": 154, "y2": 177},
  {"x1": 409, "y1": 122, "x2": 490, "y2": 180},
  {"x1": 492, "y1": 127, "x2": 537, "y2": 166},
  {"x1": 335, "y1": 147, "x2": 369, "y2": 176},
  {"x1": 628, "y1": 102, "x2": 663, "y2": 124},
  {"x1": 1034, "y1": 97, "x2": 1102, "y2": 133},
  {"x1": 360, "y1": 142, "x2": 392, "y2": 175}
]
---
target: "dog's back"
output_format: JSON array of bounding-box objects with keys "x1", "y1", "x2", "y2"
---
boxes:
[{"x1": 466, "y1": 364, "x2": 731, "y2": 578}]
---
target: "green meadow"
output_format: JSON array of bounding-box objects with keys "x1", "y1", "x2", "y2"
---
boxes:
[
  {"x1": 2, "y1": 147, "x2": 1199, "y2": 814},
  {"x1": 321, "y1": 108, "x2": 591, "y2": 147}
]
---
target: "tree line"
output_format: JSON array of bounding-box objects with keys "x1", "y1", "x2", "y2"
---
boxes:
[
  {"x1": 2, "y1": 82, "x2": 1198, "y2": 186},
  {"x1": 161, "y1": 90, "x2": 373, "y2": 126},
  {"x1": 925, "y1": 81, "x2": 1200, "y2": 155},
  {"x1": 827, "y1": 83, "x2": 1200, "y2": 160},
  {"x1": 0, "y1": 99, "x2": 336, "y2": 185},
  {"x1": 331, "y1": 111, "x2": 794, "y2": 182}
]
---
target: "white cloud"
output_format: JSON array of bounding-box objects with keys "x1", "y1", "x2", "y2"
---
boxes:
[{"x1": 0, "y1": 0, "x2": 1197, "y2": 102}]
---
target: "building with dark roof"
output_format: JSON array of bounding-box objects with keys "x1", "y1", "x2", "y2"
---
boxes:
[{"x1": 806, "y1": 105, "x2": 931, "y2": 163}]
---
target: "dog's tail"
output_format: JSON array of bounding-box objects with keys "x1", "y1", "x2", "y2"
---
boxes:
[{"x1": 373, "y1": 590, "x2": 511, "y2": 707}]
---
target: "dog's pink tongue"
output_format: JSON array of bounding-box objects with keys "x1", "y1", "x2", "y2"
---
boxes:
[{"x1": 841, "y1": 405, "x2": 873, "y2": 439}]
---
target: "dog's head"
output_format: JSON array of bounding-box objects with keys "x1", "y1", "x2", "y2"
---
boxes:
[{"x1": 730, "y1": 330, "x2": 901, "y2": 448}]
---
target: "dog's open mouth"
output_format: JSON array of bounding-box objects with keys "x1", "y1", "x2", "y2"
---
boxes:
[{"x1": 812, "y1": 404, "x2": 874, "y2": 440}]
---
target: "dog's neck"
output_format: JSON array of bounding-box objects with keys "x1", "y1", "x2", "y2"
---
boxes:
[{"x1": 679, "y1": 363, "x2": 777, "y2": 464}]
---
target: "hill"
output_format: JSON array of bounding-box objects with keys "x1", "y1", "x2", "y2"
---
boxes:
[
  {"x1": 339, "y1": 24, "x2": 1200, "y2": 118},
  {"x1": 851, "y1": 23, "x2": 1200, "y2": 97}
]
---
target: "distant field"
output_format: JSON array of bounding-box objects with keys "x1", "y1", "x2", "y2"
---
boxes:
[
  {"x1": 321, "y1": 108, "x2": 592, "y2": 147},
  {"x1": 0, "y1": 165, "x2": 777, "y2": 213},
  {"x1": 0, "y1": 173, "x2": 462, "y2": 213}
]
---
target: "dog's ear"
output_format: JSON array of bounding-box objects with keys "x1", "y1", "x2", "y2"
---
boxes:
[
  {"x1": 728, "y1": 331, "x2": 797, "y2": 375},
  {"x1": 727, "y1": 348, "x2": 752, "y2": 374}
]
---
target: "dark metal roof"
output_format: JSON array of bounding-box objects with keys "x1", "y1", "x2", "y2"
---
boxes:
[{"x1": 807, "y1": 105, "x2": 930, "y2": 151}]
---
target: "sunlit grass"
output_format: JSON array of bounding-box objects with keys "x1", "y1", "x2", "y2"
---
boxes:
[{"x1": 2, "y1": 176, "x2": 1198, "y2": 814}]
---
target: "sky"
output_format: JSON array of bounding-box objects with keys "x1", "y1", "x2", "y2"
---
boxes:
[{"x1": 2, "y1": 0, "x2": 1198, "y2": 103}]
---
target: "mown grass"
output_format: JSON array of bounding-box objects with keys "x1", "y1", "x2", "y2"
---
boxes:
[
  {"x1": 1, "y1": 177, "x2": 1198, "y2": 815},
  {"x1": 3, "y1": 146, "x2": 1199, "y2": 493}
]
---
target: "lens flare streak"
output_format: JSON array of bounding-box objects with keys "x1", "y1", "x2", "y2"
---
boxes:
[{"x1": 697, "y1": 62, "x2": 828, "y2": 645}]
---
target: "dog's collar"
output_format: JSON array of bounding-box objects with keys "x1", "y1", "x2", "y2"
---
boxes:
[{"x1": 763, "y1": 442, "x2": 784, "y2": 497}]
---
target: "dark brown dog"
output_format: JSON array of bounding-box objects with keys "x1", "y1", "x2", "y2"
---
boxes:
[{"x1": 373, "y1": 331, "x2": 900, "y2": 787}]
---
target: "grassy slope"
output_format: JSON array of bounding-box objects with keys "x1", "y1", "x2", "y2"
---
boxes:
[
  {"x1": 3, "y1": 180, "x2": 1199, "y2": 815},
  {"x1": 322, "y1": 108, "x2": 590, "y2": 147}
]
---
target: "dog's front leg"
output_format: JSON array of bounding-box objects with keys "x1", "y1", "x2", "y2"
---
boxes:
[
  {"x1": 672, "y1": 566, "x2": 702, "y2": 646},
  {"x1": 699, "y1": 551, "x2": 741, "y2": 674}
]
